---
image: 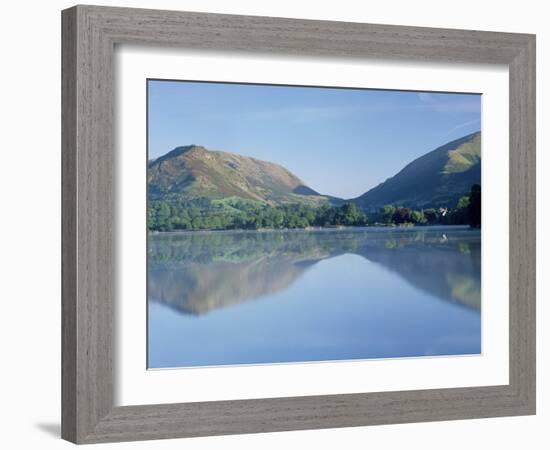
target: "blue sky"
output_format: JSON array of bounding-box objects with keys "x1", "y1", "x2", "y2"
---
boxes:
[{"x1": 148, "y1": 80, "x2": 481, "y2": 199}]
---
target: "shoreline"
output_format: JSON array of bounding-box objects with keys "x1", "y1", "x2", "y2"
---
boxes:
[{"x1": 149, "y1": 224, "x2": 477, "y2": 235}]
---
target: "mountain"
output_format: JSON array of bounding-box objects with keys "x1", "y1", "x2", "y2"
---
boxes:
[
  {"x1": 353, "y1": 132, "x2": 481, "y2": 210},
  {"x1": 149, "y1": 132, "x2": 481, "y2": 211},
  {"x1": 148, "y1": 145, "x2": 333, "y2": 206}
]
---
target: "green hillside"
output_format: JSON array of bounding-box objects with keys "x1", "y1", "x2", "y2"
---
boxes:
[
  {"x1": 353, "y1": 132, "x2": 481, "y2": 210},
  {"x1": 147, "y1": 134, "x2": 481, "y2": 231},
  {"x1": 148, "y1": 145, "x2": 331, "y2": 206}
]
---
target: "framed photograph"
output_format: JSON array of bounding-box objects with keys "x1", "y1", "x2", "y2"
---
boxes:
[{"x1": 62, "y1": 5, "x2": 536, "y2": 444}]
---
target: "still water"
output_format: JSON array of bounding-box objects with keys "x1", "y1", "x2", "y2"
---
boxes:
[{"x1": 148, "y1": 226, "x2": 481, "y2": 368}]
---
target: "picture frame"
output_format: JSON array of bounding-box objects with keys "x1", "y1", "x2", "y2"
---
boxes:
[{"x1": 61, "y1": 4, "x2": 536, "y2": 444}]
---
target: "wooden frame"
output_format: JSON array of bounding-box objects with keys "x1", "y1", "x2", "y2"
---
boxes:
[{"x1": 62, "y1": 5, "x2": 536, "y2": 444}]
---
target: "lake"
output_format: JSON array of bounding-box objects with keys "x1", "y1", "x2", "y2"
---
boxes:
[{"x1": 147, "y1": 226, "x2": 481, "y2": 369}]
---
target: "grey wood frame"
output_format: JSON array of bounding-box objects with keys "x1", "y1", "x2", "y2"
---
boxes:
[{"x1": 62, "y1": 4, "x2": 536, "y2": 444}]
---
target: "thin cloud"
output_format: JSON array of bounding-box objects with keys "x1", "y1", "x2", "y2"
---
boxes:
[{"x1": 446, "y1": 118, "x2": 481, "y2": 134}]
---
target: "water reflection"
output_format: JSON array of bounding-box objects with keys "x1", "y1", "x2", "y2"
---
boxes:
[{"x1": 148, "y1": 226, "x2": 481, "y2": 315}]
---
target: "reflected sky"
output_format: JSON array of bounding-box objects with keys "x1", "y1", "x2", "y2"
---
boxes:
[{"x1": 148, "y1": 226, "x2": 481, "y2": 368}]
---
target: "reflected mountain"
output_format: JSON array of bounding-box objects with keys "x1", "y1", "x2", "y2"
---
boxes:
[
  {"x1": 356, "y1": 231, "x2": 481, "y2": 309},
  {"x1": 148, "y1": 227, "x2": 481, "y2": 315}
]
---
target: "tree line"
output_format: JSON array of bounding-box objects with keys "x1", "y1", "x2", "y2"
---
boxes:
[
  {"x1": 148, "y1": 184, "x2": 481, "y2": 232},
  {"x1": 148, "y1": 200, "x2": 368, "y2": 232},
  {"x1": 372, "y1": 184, "x2": 481, "y2": 228}
]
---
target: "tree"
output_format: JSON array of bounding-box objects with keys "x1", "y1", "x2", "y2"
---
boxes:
[
  {"x1": 320, "y1": 206, "x2": 337, "y2": 226},
  {"x1": 303, "y1": 207, "x2": 316, "y2": 225},
  {"x1": 456, "y1": 195, "x2": 470, "y2": 210},
  {"x1": 158, "y1": 202, "x2": 171, "y2": 220},
  {"x1": 411, "y1": 210, "x2": 425, "y2": 224},
  {"x1": 340, "y1": 203, "x2": 361, "y2": 225},
  {"x1": 382, "y1": 204, "x2": 396, "y2": 224},
  {"x1": 424, "y1": 208, "x2": 438, "y2": 224},
  {"x1": 191, "y1": 216, "x2": 204, "y2": 230},
  {"x1": 147, "y1": 208, "x2": 157, "y2": 230},
  {"x1": 272, "y1": 209, "x2": 284, "y2": 228},
  {"x1": 450, "y1": 195, "x2": 471, "y2": 224},
  {"x1": 392, "y1": 207, "x2": 412, "y2": 224},
  {"x1": 467, "y1": 184, "x2": 481, "y2": 228}
]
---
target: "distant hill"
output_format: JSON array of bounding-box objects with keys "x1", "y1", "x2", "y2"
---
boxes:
[
  {"x1": 148, "y1": 145, "x2": 334, "y2": 206},
  {"x1": 353, "y1": 132, "x2": 481, "y2": 210},
  {"x1": 149, "y1": 133, "x2": 481, "y2": 212}
]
